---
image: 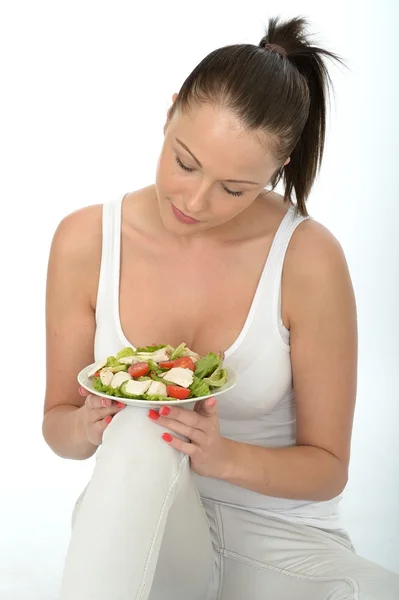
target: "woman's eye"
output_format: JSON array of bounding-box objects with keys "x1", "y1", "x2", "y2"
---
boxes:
[
  {"x1": 175, "y1": 156, "x2": 243, "y2": 197},
  {"x1": 224, "y1": 188, "x2": 243, "y2": 197},
  {"x1": 175, "y1": 156, "x2": 194, "y2": 172}
]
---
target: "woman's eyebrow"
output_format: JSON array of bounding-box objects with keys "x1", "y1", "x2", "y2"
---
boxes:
[{"x1": 175, "y1": 138, "x2": 260, "y2": 185}]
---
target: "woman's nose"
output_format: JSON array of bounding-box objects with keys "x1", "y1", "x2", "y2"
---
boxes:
[{"x1": 185, "y1": 182, "x2": 211, "y2": 213}]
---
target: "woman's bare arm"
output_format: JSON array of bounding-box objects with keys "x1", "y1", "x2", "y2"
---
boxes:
[
  {"x1": 219, "y1": 219, "x2": 358, "y2": 501},
  {"x1": 42, "y1": 204, "x2": 103, "y2": 460}
]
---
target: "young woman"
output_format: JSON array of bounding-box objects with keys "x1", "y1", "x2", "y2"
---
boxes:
[{"x1": 42, "y1": 16, "x2": 399, "y2": 600}]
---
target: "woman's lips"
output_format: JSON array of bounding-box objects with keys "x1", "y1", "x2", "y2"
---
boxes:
[{"x1": 171, "y1": 202, "x2": 201, "y2": 225}]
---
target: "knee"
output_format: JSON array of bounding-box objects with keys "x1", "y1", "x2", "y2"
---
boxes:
[{"x1": 99, "y1": 405, "x2": 185, "y2": 474}]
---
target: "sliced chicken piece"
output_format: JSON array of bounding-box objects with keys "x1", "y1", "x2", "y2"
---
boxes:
[
  {"x1": 147, "y1": 381, "x2": 167, "y2": 396},
  {"x1": 87, "y1": 358, "x2": 107, "y2": 377},
  {"x1": 149, "y1": 349, "x2": 171, "y2": 363},
  {"x1": 163, "y1": 367, "x2": 194, "y2": 388},
  {"x1": 123, "y1": 379, "x2": 152, "y2": 396},
  {"x1": 110, "y1": 371, "x2": 132, "y2": 389},
  {"x1": 100, "y1": 368, "x2": 113, "y2": 386}
]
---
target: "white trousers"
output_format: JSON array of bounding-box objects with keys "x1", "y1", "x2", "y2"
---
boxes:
[{"x1": 59, "y1": 406, "x2": 399, "y2": 600}]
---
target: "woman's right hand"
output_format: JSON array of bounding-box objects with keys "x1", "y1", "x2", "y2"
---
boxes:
[{"x1": 78, "y1": 387, "x2": 127, "y2": 446}]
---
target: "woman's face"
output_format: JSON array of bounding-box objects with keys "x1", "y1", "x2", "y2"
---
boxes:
[{"x1": 155, "y1": 96, "x2": 289, "y2": 236}]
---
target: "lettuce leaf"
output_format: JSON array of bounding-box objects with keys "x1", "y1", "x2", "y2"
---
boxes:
[
  {"x1": 105, "y1": 356, "x2": 119, "y2": 367},
  {"x1": 106, "y1": 355, "x2": 129, "y2": 372},
  {"x1": 135, "y1": 344, "x2": 166, "y2": 353},
  {"x1": 194, "y1": 352, "x2": 221, "y2": 379},
  {"x1": 170, "y1": 343, "x2": 186, "y2": 360},
  {"x1": 203, "y1": 366, "x2": 227, "y2": 388},
  {"x1": 148, "y1": 359, "x2": 163, "y2": 374},
  {"x1": 92, "y1": 378, "x2": 119, "y2": 396},
  {"x1": 164, "y1": 344, "x2": 175, "y2": 358},
  {"x1": 143, "y1": 394, "x2": 171, "y2": 401},
  {"x1": 190, "y1": 376, "x2": 210, "y2": 398},
  {"x1": 116, "y1": 347, "x2": 135, "y2": 361}
]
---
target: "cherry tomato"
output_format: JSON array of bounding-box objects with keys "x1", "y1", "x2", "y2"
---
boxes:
[
  {"x1": 173, "y1": 357, "x2": 195, "y2": 371},
  {"x1": 166, "y1": 385, "x2": 191, "y2": 400},
  {"x1": 94, "y1": 371, "x2": 101, "y2": 377},
  {"x1": 159, "y1": 360, "x2": 176, "y2": 369},
  {"x1": 128, "y1": 362, "x2": 150, "y2": 378}
]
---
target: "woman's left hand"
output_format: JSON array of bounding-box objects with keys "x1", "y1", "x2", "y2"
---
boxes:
[{"x1": 148, "y1": 398, "x2": 231, "y2": 478}]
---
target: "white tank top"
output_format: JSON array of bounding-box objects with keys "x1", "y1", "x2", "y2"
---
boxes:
[{"x1": 94, "y1": 193, "x2": 342, "y2": 529}]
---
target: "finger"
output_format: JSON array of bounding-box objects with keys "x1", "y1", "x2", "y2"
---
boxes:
[
  {"x1": 155, "y1": 416, "x2": 205, "y2": 445},
  {"x1": 98, "y1": 402, "x2": 127, "y2": 417},
  {"x1": 89, "y1": 400, "x2": 127, "y2": 423},
  {"x1": 158, "y1": 405, "x2": 206, "y2": 432},
  {"x1": 196, "y1": 397, "x2": 217, "y2": 416},
  {"x1": 95, "y1": 414, "x2": 113, "y2": 433},
  {"x1": 84, "y1": 394, "x2": 100, "y2": 410},
  {"x1": 85, "y1": 394, "x2": 112, "y2": 410},
  {"x1": 79, "y1": 386, "x2": 91, "y2": 397},
  {"x1": 161, "y1": 432, "x2": 196, "y2": 456}
]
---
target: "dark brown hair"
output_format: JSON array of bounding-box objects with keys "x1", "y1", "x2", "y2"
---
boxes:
[{"x1": 168, "y1": 16, "x2": 347, "y2": 216}]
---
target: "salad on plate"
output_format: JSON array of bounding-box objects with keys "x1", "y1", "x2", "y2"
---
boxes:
[{"x1": 84, "y1": 343, "x2": 230, "y2": 402}]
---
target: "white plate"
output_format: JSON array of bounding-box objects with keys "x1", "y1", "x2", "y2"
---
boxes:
[{"x1": 77, "y1": 364, "x2": 237, "y2": 408}]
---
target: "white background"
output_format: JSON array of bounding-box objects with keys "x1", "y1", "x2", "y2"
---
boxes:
[{"x1": 1, "y1": 1, "x2": 398, "y2": 598}]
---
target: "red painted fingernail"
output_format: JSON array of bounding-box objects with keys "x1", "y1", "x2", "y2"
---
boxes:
[
  {"x1": 105, "y1": 416, "x2": 112, "y2": 424},
  {"x1": 116, "y1": 402, "x2": 125, "y2": 408},
  {"x1": 162, "y1": 433, "x2": 172, "y2": 442},
  {"x1": 148, "y1": 409, "x2": 160, "y2": 420},
  {"x1": 160, "y1": 406, "x2": 170, "y2": 416}
]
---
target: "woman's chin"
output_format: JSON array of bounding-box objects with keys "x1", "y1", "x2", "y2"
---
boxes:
[
  {"x1": 161, "y1": 214, "x2": 201, "y2": 236},
  {"x1": 158, "y1": 202, "x2": 203, "y2": 236}
]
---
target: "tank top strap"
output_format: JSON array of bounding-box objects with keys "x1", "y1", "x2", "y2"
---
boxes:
[
  {"x1": 259, "y1": 204, "x2": 310, "y2": 339},
  {"x1": 267, "y1": 204, "x2": 310, "y2": 280},
  {"x1": 95, "y1": 193, "x2": 125, "y2": 324}
]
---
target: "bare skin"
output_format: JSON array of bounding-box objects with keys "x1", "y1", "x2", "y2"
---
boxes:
[
  {"x1": 118, "y1": 185, "x2": 292, "y2": 355},
  {"x1": 43, "y1": 98, "x2": 357, "y2": 501}
]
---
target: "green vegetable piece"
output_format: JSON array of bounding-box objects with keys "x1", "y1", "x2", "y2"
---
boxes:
[
  {"x1": 148, "y1": 359, "x2": 162, "y2": 374},
  {"x1": 190, "y1": 376, "x2": 210, "y2": 398},
  {"x1": 135, "y1": 344, "x2": 166, "y2": 353},
  {"x1": 92, "y1": 378, "x2": 117, "y2": 396},
  {"x1": 150, "y1": 373, "x2": 174, "y2": 386},
  {"x1": 194, "y1": 352, "x2": 221, "y2": 379},
  {"x1": 116, "y1": 347, "x2": 135, "y2": 360},
  {"x1": 105, "y1": 356, "x2": 119, "y2": 368},
  {"x1": 164, "y1": 345, "x2": 175, "y2": 358},
  {"x1": 119, "y1": 381, "x2": 142, "y2": 399},
  {"x1": 203, "y1": 367, "x2": 228, "y2": 388},
  {"x1": 143, "y1": 394, "x2": 171, "y2": 401},
  {"x1": 108, "y1": 364, "x2": 128, "y2": 373},
  {"x1": 170, "y1": 343, "x2": 186, "y2": 360}
]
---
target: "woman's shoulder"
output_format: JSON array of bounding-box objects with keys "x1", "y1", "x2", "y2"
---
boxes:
[
  {"x1": 258, "y1": 190, "x2": 345, "y2": 260},
  {"x1": 48, "y1": 186, "x2": 151, "y2": 274},
  {"x1": 286, "y1": 212, "x2": 347, "y2": 275},
  {"x1": 47, "y1": 204, "x2": 104, "y2": 309},
  {"x1": 282, "y1": 208, "x2": 354, "y2": 329},
  {"x1": 50, "y1": 202, "x2": 103, "y2": 267}
]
